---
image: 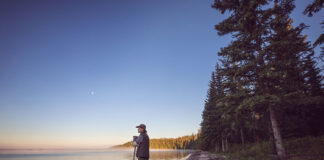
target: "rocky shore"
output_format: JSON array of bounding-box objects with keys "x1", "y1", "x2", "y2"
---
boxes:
[{"x1": 186, "y1": 151, "x2": 227, "y2": 160}]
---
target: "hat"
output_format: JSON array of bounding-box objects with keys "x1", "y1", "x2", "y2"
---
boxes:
[{"x1": 136, "y1": 124, "x2": 146, "y2": 130}]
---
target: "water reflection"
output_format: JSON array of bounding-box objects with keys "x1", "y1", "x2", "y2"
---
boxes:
[
  {"x1": 0, "y1": 149, "x2": 194, "y2": 160},
  {"x1": 122, "y1": 150, "x2": 193, "y2": 160}
]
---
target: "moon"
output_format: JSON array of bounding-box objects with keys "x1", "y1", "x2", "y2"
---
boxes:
[{"x1": 90, "y1": 91, "x2": 95, "y2": 95}]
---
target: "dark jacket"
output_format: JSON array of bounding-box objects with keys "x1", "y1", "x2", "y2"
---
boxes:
[{"x1": 136, "y1": 132, "x2": 149, "y2": 158}]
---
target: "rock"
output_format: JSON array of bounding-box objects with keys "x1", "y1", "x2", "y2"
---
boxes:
[{"x1": 186, "y1": 151, "x2": 226, "y2": 160}]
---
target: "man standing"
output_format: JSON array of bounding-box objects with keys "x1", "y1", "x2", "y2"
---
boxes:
[{"x1": 133, "y1": 124, "x2": 150, "y2": 160}]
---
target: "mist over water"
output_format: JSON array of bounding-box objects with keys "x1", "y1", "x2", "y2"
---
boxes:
[{"x1": 0, "y1": 149, "x2": 193, "y2": 160}]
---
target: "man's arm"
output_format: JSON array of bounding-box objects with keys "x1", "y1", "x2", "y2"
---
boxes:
[{"x1": 133, "y1": 135, "x2": 143, "y2": 146}]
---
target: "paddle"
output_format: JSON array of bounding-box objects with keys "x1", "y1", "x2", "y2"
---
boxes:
[{"x1": 133, "y1": 146, "x2": 137, "y2": 160}]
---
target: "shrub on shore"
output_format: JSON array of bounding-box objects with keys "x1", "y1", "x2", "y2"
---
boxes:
[{"x1": 220, "y1": 135, "x2": 324, "y2": 160}]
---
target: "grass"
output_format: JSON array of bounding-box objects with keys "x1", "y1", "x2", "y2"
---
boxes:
[{"x1": 213, "y1": 135, "x2": 324, "y2": 160}]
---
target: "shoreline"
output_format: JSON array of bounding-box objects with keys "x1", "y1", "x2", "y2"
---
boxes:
[{"x1": 186, "y1": 151, "x2": 227, "y2": 160}]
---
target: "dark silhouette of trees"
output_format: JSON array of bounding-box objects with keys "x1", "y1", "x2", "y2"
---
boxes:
[
  {"x1": 200, "y1": 1, "x2": 324, "y2": 160},
  {"x1": 113, "y1": 133, "x2": 199, "y2": 149}
]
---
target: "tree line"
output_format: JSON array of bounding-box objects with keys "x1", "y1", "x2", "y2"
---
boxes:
[
  {"x1": 199, "y1": 1, "x2": 324, "y2": 160},
  {"x1": 112, "y1": 133, "x2": 199, "y2": 149}
]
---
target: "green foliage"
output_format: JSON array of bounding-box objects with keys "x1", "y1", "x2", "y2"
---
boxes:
[
  {"x1": 199, "y1": 1, "x2": 324, "y2": 159},
  {"x1": 199, "y1": 64, "x2": 230, "y2": 151},
  {"x1": 228, "y1": 142, "x2": 273, "y2": 160},
  {"x1": 224, "y1": 136, "x2": 324, "y2": 160},
  {"x1": 303, "y1": 0, "x2": 324, "y2": 17},
  {"x1": 112, "y1": 133, "x2": 199, "y2": 149},
  {"x1": 303, "y1": 0, "x2": 324, "y2": 65}
]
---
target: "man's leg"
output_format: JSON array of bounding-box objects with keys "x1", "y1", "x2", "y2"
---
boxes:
[{"x1": 138, "y1": 158, "x2": 148, "y2": 160}]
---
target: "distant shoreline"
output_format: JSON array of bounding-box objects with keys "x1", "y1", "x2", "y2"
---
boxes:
[
  {"x1": 112, "y1": 133, "x2": 199, "y2": 150},
  {"x1": 0, "y1": 148, "x2": 196, "y2": 155}
]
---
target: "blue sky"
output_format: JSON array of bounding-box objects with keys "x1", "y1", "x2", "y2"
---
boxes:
[{"x1": 0, "y1": 0, "x2": 323, "y2": 148}]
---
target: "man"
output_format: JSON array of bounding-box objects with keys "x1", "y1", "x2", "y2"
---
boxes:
[{"x1": 133, "y1": 124, "x2": 150, "y2": 160}]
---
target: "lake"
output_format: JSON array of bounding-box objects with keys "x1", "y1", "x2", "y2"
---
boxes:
[{"x1": 0, "y1": 149, "x2": 194, "y2": 160}]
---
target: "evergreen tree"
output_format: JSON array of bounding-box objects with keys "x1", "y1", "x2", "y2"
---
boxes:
[
  {"x1": 216, "y1": 44, "x2": 253, "y2": 151},
  {"x1": 198, "y1": 1, "x2": 324, "y2": 159},
  {"x1": 303, "y1": 51, "x2": 323, "y2": 97},
  {"x1": 200, "y1": 71, "x2": 217, "y2": 150},
  {"x1": 200, "y1": 64, "x2": 225, "y2": 151},
  {"x1": 212, "y1": 0, "x2": 278, "y2": 155},
  {"x1": 304, "y1": 0, "x2": 324, "y2": 62},
  {"x1": 304, "y1": 0, "x2": 324, "y2": 16},
  {"x1": 210, "y1": 1, "x2": 324, "y2": 159}
]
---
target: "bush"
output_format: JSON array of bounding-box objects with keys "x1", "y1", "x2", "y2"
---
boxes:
[{"x1": 214, "y1": 136, "x2": 324, "y2": 160}]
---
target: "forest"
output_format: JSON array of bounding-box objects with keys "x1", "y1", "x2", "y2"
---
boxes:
[
  {"x1": 199, "y1": 0, "x2": 324, "y2": 160},
  {"x1": 114, "y1": 1, "x2": 324, "y2": 159}
]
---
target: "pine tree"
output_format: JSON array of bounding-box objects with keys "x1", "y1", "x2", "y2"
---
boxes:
[
  {"x1": 216, "y1": 43, "x2": 254, "y2": 151},
  {"x1": 210, "y1": 1, "x2": 323, "y2": 159},
  {"x1": 199, "y1": 1, "x2": 324, "y2": 158},
  {"x1": 212, "y1": 0, "x2": 277, "y2": 154},
  {"x1": 304, "y1": 0, "x2": 324, "y2": 63},
  {"x1": 200, "y1": 71, "x2": 218, "y2": 150},
  {"x1": 304, "y1": 0, "x2": 324, "y2": 16},
  {"x1": 200, "y1": 64, "x2": 225, "y2": 151},
  {"x1": 303, "y1": 51, "x2": 323, "y2": 97}
]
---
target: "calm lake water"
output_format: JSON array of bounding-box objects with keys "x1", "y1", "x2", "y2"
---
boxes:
[{"x1": 0, "y1": 149, "x2": 194, "y2": 160}]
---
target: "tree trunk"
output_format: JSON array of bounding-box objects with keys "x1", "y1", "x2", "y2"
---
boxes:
[
  {"x1": 215, "y1": 141, "x2": 220, "y2": 152},
  {"x1": 225, "y1": 137, "x2": 228, "y2": 152},
  {"x1": 268, "y1": 121, "x2": 277, "y2": 154},
  {"x1": 240, "y1": 127, "x2": 246, "y2": 150},
  {"x1": 269, "y1": 106, "x2": 286, "y2": 160},
  {"x1": 221, "y1": 138, "x2": 225, "y2": 152}
]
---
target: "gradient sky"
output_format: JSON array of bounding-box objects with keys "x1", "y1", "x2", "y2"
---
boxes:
[{"x1": 0, "y1": 0, "x2": 323, "y2": 149}]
